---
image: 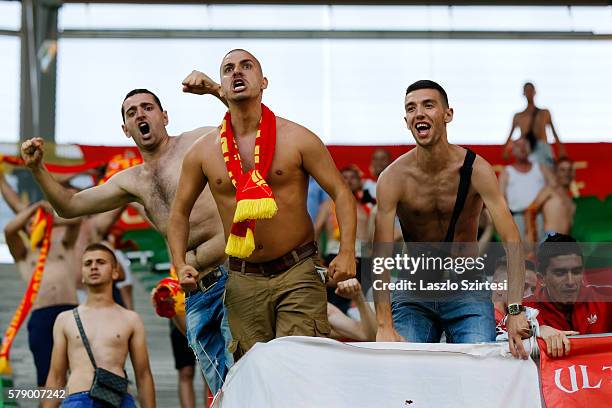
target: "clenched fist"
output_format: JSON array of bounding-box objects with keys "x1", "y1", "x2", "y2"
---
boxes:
[
  {"x1": 21, "y1": 137, "x2": 45, "y2": 169},
  {"x1": 182, "y1": 70, "x2": 221, "y2": 96},
  {"x1": 178, "y1": 264, "x2": 198, "y2": 293}
]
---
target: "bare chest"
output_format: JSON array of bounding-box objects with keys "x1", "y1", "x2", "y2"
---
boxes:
[
  {"x1": 395, "y1": 168, "x2": 482, "y2": 240},
  {"x1": 208, "y1": 137, "x2": 303, "y2": 199},
  {"x1": 135, "y1": 166, "x2": 180, "y2": 230},
  {"x1": 516, "y1": 111, "x2": 545, "y2": 133},
  {"x1": 399, "y1": 171, "x2": 462, "y2": 217},
  {"x1": 67, "y1": 315, "x2": 131, "y2": 353}
]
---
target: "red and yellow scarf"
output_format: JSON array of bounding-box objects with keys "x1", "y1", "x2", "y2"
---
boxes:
[
  {"x1": 221, "y1": 104, "x2": 278, "y2": 258},
  {"x1": 151, "y1": 267, "x2": 185, "y2": 319},
  {"x1": 0, "y1": 209, "x2": 53, "y2": 374}
]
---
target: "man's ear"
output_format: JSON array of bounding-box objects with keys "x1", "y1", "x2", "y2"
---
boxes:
[
  {"x1": 163, "y1": 111, "x2": 169, "y2": 127},
  {"x1": 537, "y1": 272, "x2": 545, "y2": 286},
  {"x1": 404, "y1": 115, "x2": 409, "y2": 128},
  {"x1": 444, "y1": 107, "x2": 454, "y2": 124},
  {"x1": 111, "y1": 267, "x2": 120, "y2": 282},
  {"x1": 261, "y1": 76, "x2": 268, "y2": 91},
  {"x1": 121, "y1": 124, "x2": 131, "y2": 139}
]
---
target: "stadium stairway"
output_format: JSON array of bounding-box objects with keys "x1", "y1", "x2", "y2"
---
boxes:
[{"x1": 0, "y1": 262, "x2": 205, "y2": 408}]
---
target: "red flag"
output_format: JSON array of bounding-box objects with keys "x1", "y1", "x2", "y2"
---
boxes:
[{"x1": 539, "y1": 335, "x2": 612, "y2": 407}]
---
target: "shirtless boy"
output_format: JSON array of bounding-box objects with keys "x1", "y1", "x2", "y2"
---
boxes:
[{"x1": 43, "y1": 243, "x2": 155, "y2": 408}]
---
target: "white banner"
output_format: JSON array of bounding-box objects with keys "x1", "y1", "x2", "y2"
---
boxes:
[{"x1": 213, "y1": 337, "x2": 541, "y2": 408}]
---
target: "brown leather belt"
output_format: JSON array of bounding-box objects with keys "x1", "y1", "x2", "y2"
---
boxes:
[{"x1": 229, "y1": 242, "x2": 317, "y2": 277}]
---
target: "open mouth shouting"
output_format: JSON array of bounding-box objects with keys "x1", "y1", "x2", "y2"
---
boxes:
[
  {"x1": 138, "y1": 122, "x2": 151, "y2": 138},
  {"x1": 232, "y1": 78, "x2": 247, "y2": 92},
  {"x1": 414, "y1": 122, "x2": 431, "y2": 138}
]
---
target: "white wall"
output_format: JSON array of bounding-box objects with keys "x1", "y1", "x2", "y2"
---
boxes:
[{"x1": 2, "y1": 3, "x2": 612, "y2": 145}]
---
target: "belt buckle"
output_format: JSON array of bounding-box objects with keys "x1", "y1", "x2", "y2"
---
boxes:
[
  {"x1": 198, "y1": 280, "x2": 218, "y2": 292},
  {"x1": 198, "y1": 269, "x2": 221, "y2": 292}
]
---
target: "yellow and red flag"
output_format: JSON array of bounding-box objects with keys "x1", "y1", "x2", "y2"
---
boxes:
[{"x1": 0, "y1": 210, "x2": 53, "y2": 374}]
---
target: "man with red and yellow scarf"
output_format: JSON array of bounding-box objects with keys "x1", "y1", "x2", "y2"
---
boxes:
[{"x1": 169, "y1": 49, "x2": 357, "y2": 360}]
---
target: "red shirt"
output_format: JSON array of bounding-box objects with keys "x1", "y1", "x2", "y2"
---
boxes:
[{"x1": 524, "y1": 285, "x2": 612, "y2": 334}]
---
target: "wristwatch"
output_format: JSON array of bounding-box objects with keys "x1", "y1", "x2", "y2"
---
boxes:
[{"x1": 506, "y1": 303, "x2": 526, "y2": 315}]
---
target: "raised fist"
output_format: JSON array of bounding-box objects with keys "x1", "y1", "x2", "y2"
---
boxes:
[
  {"x1": 182, "y1": 70, "x2": 220, "y2": 96},
  {"x1": 21, "y1": 137, "x2": 45, "y2": 169}
]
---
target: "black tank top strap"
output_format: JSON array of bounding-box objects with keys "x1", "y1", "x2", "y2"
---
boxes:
[{"x1": 443, "y1": 148, "x2": 476, "y2": 243}]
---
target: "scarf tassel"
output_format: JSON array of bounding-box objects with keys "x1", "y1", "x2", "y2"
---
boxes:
[
  {"x1": 226, "y1": 227, "x2": 255, "y2": 259},
  {"x1": 233, "y1": 198, "x2": 278, "y2": 223}
]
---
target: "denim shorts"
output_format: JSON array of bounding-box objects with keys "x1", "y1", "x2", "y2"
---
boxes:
[
  {"x1": 61, "y1": 392, "x2": 135, "y2": 408},
  {"x1": 184, "y1": 266, "x2": 233, "y2": 394},
  {"x1": 392, "y1": 298, "x2": 496, "y2": 343}
]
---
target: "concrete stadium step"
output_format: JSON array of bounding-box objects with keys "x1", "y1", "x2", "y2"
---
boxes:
[{"x1": 0, "y1": 263, "x2": 205, "y2": 408}]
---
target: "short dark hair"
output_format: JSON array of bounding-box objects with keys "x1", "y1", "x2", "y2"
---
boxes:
[
  {"x1": 83, "y1": 243, "x2": 118, "y2": 267},
  {"x1": 121, "y1": 89, "x2": 163, "y2": 122},
  {"x1": 537, "y1": 233, "x2": 582, "y2": 273},
  {"x1": 554, "y1": 157, "x2": 572, "y2": 168},
  {"x1": 405, "y1": 80, "x2": 449, "y2": 107},
  {"x1": 523, "y1": 82, "x2": 535, "y2": 89}
]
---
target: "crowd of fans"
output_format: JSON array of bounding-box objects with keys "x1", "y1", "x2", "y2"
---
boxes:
[{"x1": 2, "y1": 75, "x2": 610, "y2": 408}]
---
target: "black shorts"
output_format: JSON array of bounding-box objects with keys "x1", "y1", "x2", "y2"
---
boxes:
[
  {"x1": 170, "y1": 323, "x2": 195, "y2": 370},
  {"x1": 27, "y1": 304, "x2": 77, "y2": 386}
]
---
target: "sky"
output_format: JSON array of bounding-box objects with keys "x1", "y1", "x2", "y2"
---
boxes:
[{"x1": 1, "y1": 2, "x2": 611, "y2": 146}]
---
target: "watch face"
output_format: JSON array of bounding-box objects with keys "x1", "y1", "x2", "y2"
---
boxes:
[{"x1": 508, "y1": 304, "x2": 523, "y2": 315}]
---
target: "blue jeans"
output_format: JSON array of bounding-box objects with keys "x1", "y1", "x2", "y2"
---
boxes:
[
  {"x1": 184, "y1": 267, "x2": 233, "y2": 394},
  {"x1": 392, "y1": 298, "x2": 496, "y2": 343},
  {"x1": 61, "y1": 392, "x2": 135, "y2": 407}
]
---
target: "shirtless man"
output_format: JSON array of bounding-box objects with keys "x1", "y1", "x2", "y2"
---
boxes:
[
  {"x1": 44, "y1": 243, "x2": 155, "y2": 408},
  {"x1": 20, "y1": 86, "x2": 231, "y2": 393},
  {"x1": 503, "y1": 82, "x2": 566, "y2": 166},
  {"x1": 374, "y1": 80, "x2": 530, "y2": 359},
  {"x1": 3, "y1": 200, "x2": 80, "y2": 386},
  {"x1": 524, "y1": 157, "x2": 576, "y2": 241},
  {"x1": 168, "y1": 49, "x2": 356, "y2": 359}
]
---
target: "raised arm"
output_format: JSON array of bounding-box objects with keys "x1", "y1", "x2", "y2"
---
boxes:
[
  {"x1": 128, "y1": 313, "x2": 156, "y2": 408},
  {"x1": 167, "y1": 140, "x2": 208, "y2": 292},
  {"x1": 301, "y1": 130, "x2": 356, "y2": 282},
  {"x1": 4, "y1": 202, "x2": 46, "y2": 261},
  {"x1": 21, "y1": 138, "x2": 136, "y2": 218},
  {"x1": 182, "y1": 70, "x2": 228, "y2": 107},
  {"x1": 42, "y1": 313, "x2": 69, "y2": 408},
  {"x1": 472, "y1": 157, "x2": 529, "y2": 359},
  {"x1": 0, "y1": 166, "x2": 26, "y2": 213}
]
